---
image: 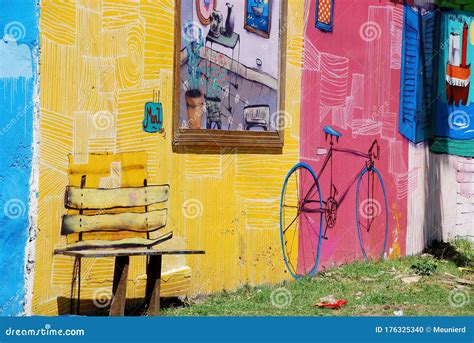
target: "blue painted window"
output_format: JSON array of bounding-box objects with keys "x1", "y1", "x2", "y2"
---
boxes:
[{"x1": 399, "y1": 5, "x2": 438, "y2": 143}]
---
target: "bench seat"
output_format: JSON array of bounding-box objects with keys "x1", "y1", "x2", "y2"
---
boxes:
[
  {"x1": 56, "y1": 175, "x2": 204, "y2": 316},
  {"x1": 55, "y1": 231, "x2": 172, "y2": 252},
  {"x1": 54, "y1": 248, "x2": 205, "y2": 258}
]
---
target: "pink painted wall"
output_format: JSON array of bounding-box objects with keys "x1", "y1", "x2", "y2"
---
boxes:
[{"x1": 299, "y1": 0, "x2": 408, "y2": 270}]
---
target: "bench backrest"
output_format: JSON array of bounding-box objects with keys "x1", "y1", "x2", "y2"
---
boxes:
[{"x1": 61, "y1": 175, "x2": 170, "y2": 239}]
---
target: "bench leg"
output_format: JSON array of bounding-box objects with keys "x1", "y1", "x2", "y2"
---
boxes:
[
  {"x1": 77, "y1": 257, "x2": 81, "y2": 315},
  {"x1": 145, "y1": 255, "x2": 162, "y2": 316},
  {"x1": 70, "y1": 256, "x2": 81, "y2": 315},
  {"x1": 109, "y1": 256, "x2": 129, "y2": 316}
]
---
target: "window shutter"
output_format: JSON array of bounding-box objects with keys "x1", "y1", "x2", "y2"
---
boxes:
[{"x1": 399, "y1": 5, "x2": 437, "y2": 143}]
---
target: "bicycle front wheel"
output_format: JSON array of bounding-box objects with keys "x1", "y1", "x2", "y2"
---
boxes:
[
  {"x1": 355, "y1": 166, "x2": 388, "y2": 260},
  {"x1": 280, "y1": 162, "x2": 324, "y2": 279}
]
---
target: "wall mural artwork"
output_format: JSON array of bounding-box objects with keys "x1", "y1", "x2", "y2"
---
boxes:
[
  {"x1": 143, "y1": 91, "x2": 163, "y2": 133},
  {"x1": 2, "y1": 0, "x2": 470, "y2": 319},
  {"x1": 398, "y1": 4, "x2": 474, "y2": 157},
  {"x1": 174, "y1": 0, "x2": 287, "y2": 147},
  {"x1": 280, "y1": 130, "x2": 388, "y2": 278},
  {"x1": 244, "y1": 0, "x2": 272, "y2": 38},
  {"x1": 431, "y1": 11, "x2": 474, "y2": 157},
  {"x1": 291, "y1": 0, "x2": 409, "y2": 278},
  {"x1": 196, "y1": 0, "x2": 218, "y2": 25},
  {"x1": 32, "y1": 0, "x2": 305, "y2": 316},
  {"x1": 315, "y1": 0, "x2": 334, "y2": 32}
]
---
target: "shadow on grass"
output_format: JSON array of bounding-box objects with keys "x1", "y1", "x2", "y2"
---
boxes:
[{"x1": 424, "y1": 240, "x2": 473, "y2": 267}]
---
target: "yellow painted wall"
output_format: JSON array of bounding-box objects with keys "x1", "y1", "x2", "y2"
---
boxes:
[{"x1": 33, "y1": 0, "x2": 304, "y2": 315}]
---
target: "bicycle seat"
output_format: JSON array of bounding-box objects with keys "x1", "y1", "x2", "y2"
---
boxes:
[{"x1": 323, "y1": 125, "x2": 342, "y2": 141}]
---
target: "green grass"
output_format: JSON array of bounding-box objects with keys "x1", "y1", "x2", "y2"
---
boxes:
[{"x1": 163, "y1": 241, "x2": 473, "y2": 316}]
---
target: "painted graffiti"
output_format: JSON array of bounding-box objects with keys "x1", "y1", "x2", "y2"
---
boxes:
[{"x1": 143, "y1": 102, "x2": 163, "y2": 133}]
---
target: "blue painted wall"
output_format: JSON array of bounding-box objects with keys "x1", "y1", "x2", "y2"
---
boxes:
[
  {"x1": 435, "y1": 11, "x2": 474, "y2": 140},
  {"x1": 0, "y1": 0, "x2": 38, "y2": 316}
]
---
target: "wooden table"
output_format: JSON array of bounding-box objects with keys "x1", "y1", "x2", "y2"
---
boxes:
[
  {"x1": 205, "y1": 31, "x2": 241, "y2": 128},
  {"x1": 55, "y1": 248, "x2": 205, "y2": 316}
]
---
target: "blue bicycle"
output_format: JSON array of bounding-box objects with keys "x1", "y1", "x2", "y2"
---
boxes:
[{"x1": 279, "y1": 126, "x2": 388, "y2": 279}]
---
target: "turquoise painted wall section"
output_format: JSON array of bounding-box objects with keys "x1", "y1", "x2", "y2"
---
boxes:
[
  {"x1": 0, "y1": 0, "x2": 38, "y2": 315},
  {"x1": 431, "y1": 10, "x2": 474, "y2": 157}
]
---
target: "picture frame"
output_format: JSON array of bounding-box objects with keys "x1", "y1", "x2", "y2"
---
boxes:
[
  {"x1": 315, "y1": 0, "x2": 334, "y2": 32},
  {"x1": 196, "y1": 0, "x2": 218, "y2": 25},
  {"x1": 244, "y1": 0, "x2": 272, "y2": 39},
  {"x1": 173, "y1": 0, "x2": 288, "y2": 149}
]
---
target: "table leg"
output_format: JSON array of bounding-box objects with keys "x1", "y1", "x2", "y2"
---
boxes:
[
  {"x1": 229, "y1": 46, "x2": 235, "y2": 113},
  {"x1": 109, "y1": 256, "x2": 129, "y2": 316},
  {"x1": 145, "y1": 255, "x2": 163, "y2": 316},
  {"x1": 236, "y1": 39, "x2": 240, "y2": 89},
  {"x1": 206, "y1": 42, "x2": 212, "y2": 97}
]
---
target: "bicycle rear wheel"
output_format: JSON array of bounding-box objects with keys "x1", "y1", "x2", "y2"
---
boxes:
[
  {"x1": 355, "y1": 166, "x2": 388, "y2": 260},
  {"x1": 280, "y1": 162, "x2": 324, "y2": 279}
]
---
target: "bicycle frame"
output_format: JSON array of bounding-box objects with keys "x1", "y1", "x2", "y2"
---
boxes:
[
  {"x1": 279, "y1": 136, "x2": 386, "y2": 277},
  {"x1": 301, "y1": 140, "x2": 378, "y2": 217}
]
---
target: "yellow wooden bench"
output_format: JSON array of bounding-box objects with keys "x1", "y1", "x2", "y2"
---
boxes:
[{"x1": 54, "y1": 175, "x2": 204, "y2": 316}]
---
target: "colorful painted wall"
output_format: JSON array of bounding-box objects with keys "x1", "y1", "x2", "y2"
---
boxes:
[
  {"x1": 32, "y1": 0, "x2": 303, "y2": 315},
  {"x1": 298, "y1": 0, "x2": 409, "y2": 271},
  {"x1": 0, "y1": 0, "x2": 469, "y2": 316},
  {"x1": 0, "y1": 1, "x2": 38, "y2": 315},
  {"x1": 395, "y1": 2, "x2": 474, "y2": 156},
  {"x1": 397, "y1": 2, "x2": 474, "y2": 253},
  {"x1": 431, "y1": 10, "x2": 474, "y2": 156}
]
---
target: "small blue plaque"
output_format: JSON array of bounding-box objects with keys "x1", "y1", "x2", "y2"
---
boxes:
[{"x1": 142, "y1": 102, "x2": 163, "y2": 133}]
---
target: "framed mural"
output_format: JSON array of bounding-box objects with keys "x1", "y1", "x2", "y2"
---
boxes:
[
  {"x1": 315, "y1": 0, "x2": 334, "y2": 32},
  {"x1": 173, "y1": 0, "x2": 287, "y2": 148},
  {"x1": 196, "y1": 0, "x2": 218, "y2": 25},
  {"x1": 244, "y1": 0, "x2": 272, "y2": 38}
]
